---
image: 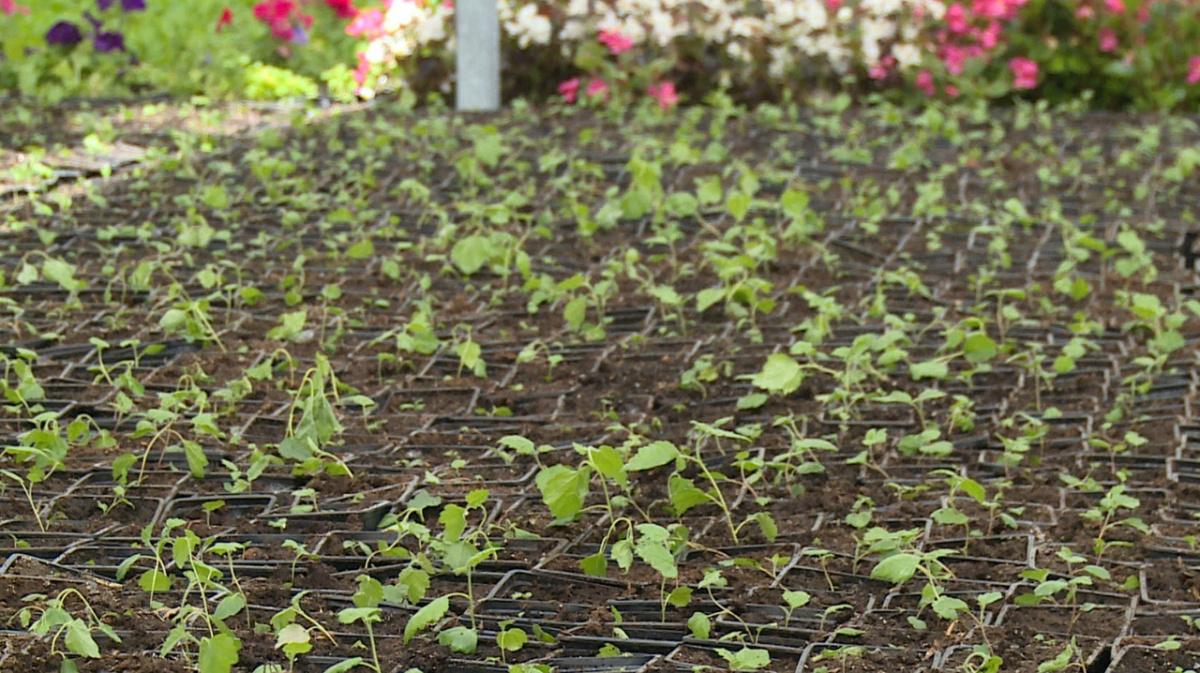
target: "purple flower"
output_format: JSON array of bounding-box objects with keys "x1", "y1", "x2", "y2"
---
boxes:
[
  {"x1": 45, "y1": 21, "x2": 84, "y2": 46},
  {"x1": 98, "y1": 0, "x2": 145, "y2": 11},
  {"x1": 290, "y1": 25, "x2": 309, "y2": 44},
  {"x1": 93, "y1": 30, "x2": 126, "y2": 52}
]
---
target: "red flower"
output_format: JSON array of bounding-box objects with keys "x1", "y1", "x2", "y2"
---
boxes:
[
  {"x1": 216, "y1": 7, "x2": 234, "y2": 32},
  {"x1": 324, "y1": 0, "x2": 358, "y2": 19},
  {"x1": 253, "y1": 0, "x2": 293, "y2": 22},
  {"x1": 252, "y1": 0, "x2": 310, "y2": 42}
]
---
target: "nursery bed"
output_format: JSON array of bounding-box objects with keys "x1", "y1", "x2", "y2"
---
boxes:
[{"x1": 2, "y1": 98, "x2": 1200, "y2": 672}]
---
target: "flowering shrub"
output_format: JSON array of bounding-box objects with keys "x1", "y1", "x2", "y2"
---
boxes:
[
  {"x1": 346, "y1": 0, "x2": 1200, "y2": 109},
  {"x1": 0, "y1": 0, "x2": 359, "y2": 100},
  {"x1": 2, "y1": 0, "x2": 1200, "y2": 106}
]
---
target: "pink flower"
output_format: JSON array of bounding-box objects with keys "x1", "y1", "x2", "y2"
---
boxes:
[
  {"x1": 346, "y1": 7, "x2": 384, "y2": 38},
  {"x1": 585, "y1": 78, "x2": 610, "y2": 100},
  {"x1": 941, "y1": 44, "x2": 970, "y2": 75},
  {"x1": 868, "y1": 55, "x2": 895, "y2": 80},
  {"x1": 1, "y1": 0, "x2": 30, "y2": 15},
  {"x1": 915, "y1": 70, "x2": 936, "y2": 96},
  {"x1": 944, "y1": 84, "x2": 960, "y2": 98},
  {"x1": 978, "y1": 21, "x2": 1001, "y2": 49},
  {"x1": 1104, "y1": 0, "x2": 1124, "y2": 13},
  {"x1": 1137, "y1": 5, "x2": 1149, "y2": 22},
  {"x1": 1075, "y1": 4, "x2": 1094, "y2": 18},
  {"x1": 646, "y1": 81, "x2": 679, "y2": 109},
  {"x1": 597, "y1": 29, "x2": 633, "y2": 55},
  {"x1": 557, "y1": 77, "x2": 581, "y2": 103},
  {"x1": 972, "y1": 0, "x2": 1013, "y2": 20},
  {"x1": 1098, "y1": 27, "x2": 1118, "y2": 52},
  {"x1": 946, "y1": 4, "x2": 969, "y2": 33},
  {"x1": 353, "y1": 51, "x2": 371, "y2": 85},
  {"x1": 1008, "y1": 56, "x2": 1038, "y2": 90},
  {"x1": 826, "y1": 0, "x2": 843, "y2": 10},
  {"x1": 1188, "y1": 56, "x2": 1200, "y2": 86}
]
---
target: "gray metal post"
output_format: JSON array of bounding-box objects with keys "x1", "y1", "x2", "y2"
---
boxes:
[{"x1": 456, "y1": 0, "x2": 501, "y2": 111}]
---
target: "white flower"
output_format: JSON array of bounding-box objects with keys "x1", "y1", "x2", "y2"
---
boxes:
[
  {"x1": 365, "y1": 40, "x2": 388, "y2": 64},
  {"x1": 416, "y1": 11, "x2": 447, "y2": 44},
  {"x1": 892, "y1": 42, "x2": 923, "y2": 68},
  {"x1": 508, "y1": 4, "x2": 551, "y2": 47}
]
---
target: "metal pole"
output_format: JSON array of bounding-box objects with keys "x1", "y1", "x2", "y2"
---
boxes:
[{"x1": 456, "y1": 0, "x2": 501, "y2": 111}]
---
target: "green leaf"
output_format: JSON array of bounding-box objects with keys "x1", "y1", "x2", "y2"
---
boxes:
[
  {"x1": 717, "y1": 647, "x2": 771, "y2": 671},
  {"x1": 588, "y1": 445, "x2": 625, "y2": 480},
  {"x1": 751, "y1": 354, "x2": 804, "y2": 395},
  {"x1": 438, "y1": 626, "x2": 478, "y2": 654},
  {"x1": 870, "y1": 553, "x2": 921, "y2": 584},
  {"x1": 397, "y1": 567, "x2": 431, "y2": 604},
  {"x1": 346, "y1": 239, "x2": 374, "y2": 260},
  {"x1": 64, "y1": 619, "x2": 100, "y2": 658},
  {"x1": 213, "y1": 593, "x2": 246, "y2": 622},
  {"x1": 696, "y1": 176, "x2": 723, "y2": 205},
  {"x1": 666, "y1": 586, "x2": 693, "y2": 608},
  {"x1": 439, "y1": 504, "x2": 468, "y2": 543},
  {"x1": 781, "y1": 188, "x2": 810, "y2": 219},
  {"x1": 668, "y1": 474, "x2": 712, "y2": 515},
  {"x1": 404, "y1": 596, "x2": 449, "y2": 644},
  {"x1": 782, "y1": 590, "x2": 811, "y2": 608},
  {"x1": 198, "y1": 633, "x2": 241, "y2": 673},
  {"x1": 962, "y1": 333, "x2": 997, "y2": 364},
  {"x1": 726, "y1": 191, "x2": 751, "y2": 222},
  {"x1": 749, "y1": 512, "x2": 778, "y2": 543},
  {"x1": 910, "y1": 360, "x2": 949, "y2": 380},
  {"x1": 932, "y1": 595, "x2": 969, "y2": 620},
  {"x1": 497, "y1": 627, "x2": 528, "y2": 652},
  {"x1": 696, "y1": 287, "x2": 725, "y2": 312},
  {"x1": 563, "y1": 296, "x2": 588, "y2": 332},
  {"x1": 634, "y1": 537, "x2": 677, "y2": 579},
  {"x1": 959, "y1": 478, "x2": 986, "y2": 503},
  {"x1": 580, "y1": 552, "x2": 608, "y2": 577},
  {"x1": 43, "y1": 258, "x2": 82, "y2": 291},
  {"x1": 499, "y1": 435, "x2": 536, "y2": 455},
  {"x1": 451, "y1": 235, "x2": 492, "y2": 276},
  {"x1": 183, "y1": 441, "x2": 209, "y2": 479},
  {"x1": 138, "y1": 569, "x2": 173, "y2": 593},
  {"x1": 665, "y1": 192, "x2": 698, "y2": 217},
  {"x1": 737, "y1": 393, "x2": 768, "y2": 410},
  {"x1": 687, "y1": 611, "x2": 711, "y2": 639},
  {"x1": 535, "y1": 465, "x2": 589, "y2": 520},
  {"x1": 625, "y1": 441, "x2": 679, "y2": 472},
  {"x1": 267, "y1": 310, "x2": 308, "y2": 342},
  {"x1": 322, "y1": 657, "x2": 366, "y2": 673}
]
